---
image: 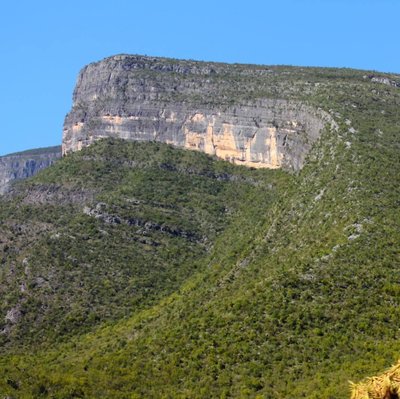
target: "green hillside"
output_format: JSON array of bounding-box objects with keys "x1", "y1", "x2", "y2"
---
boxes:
[
  {"x1": 0, "y1": 66, "x2": 399, "y2": 398},
  {"x1": 0, "y1": 139, "x2": 279, "y2": 348}
]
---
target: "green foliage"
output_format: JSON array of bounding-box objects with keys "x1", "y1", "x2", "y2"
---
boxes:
[
  {"x1": 0, "y1": 65, "x2": 400, "y2": 398},
  {"x1": 0, "y1": 139, "x2": 278, "y2": 349}
]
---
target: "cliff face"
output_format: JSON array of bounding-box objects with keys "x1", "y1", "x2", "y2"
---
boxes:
[
  {"x1": 63, "y1": 55, "x2": 335, "y2": 170},
  {"x1": 0, "y1": 146, "x2": 61, "y2": 194}
]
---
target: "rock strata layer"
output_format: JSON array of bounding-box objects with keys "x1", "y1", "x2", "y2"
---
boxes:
[
  {"x1": 63, "y1": 55, "x2": 335, "y2": 170},
  {"x1": 0, "y1": 146, "x2": 61, "y2": 194}
]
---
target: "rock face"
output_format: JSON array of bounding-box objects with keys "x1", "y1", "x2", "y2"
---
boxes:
[
  {"x1": 368, "y1": 74, "x2": 400, "y2": 88},
  {"x1": 0, "y1": 146, "x2": 61, "y2": 194},
  {"x1": 63, "y1": 55, "x2": 335, "y2": 170}
]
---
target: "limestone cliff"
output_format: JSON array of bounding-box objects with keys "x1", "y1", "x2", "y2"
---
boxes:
[
  {"x1": 63, "y1": 55, "x2": 335, "y2": 170},
  {"x1": 0, "y1": 146, "x2": 61, "y2": 194}
]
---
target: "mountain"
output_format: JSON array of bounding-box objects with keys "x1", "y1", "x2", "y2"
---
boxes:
[
  {"x1": 0, "y1": 56, "x2": 399, "y2": 398},
  {"x1": 0, "y1": 146, "x2": 61, "y2": 194}
]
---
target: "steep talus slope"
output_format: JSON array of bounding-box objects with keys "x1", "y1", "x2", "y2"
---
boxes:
[
  {"x1": 0, "y1": 60, "x2": 399, "y2": 398},
  {"x1": 63, "y1": 55, "x2": 335, "y2": 170},
  {"x1": 0, "y1": 146, "x2": 61, "y2": 194}
]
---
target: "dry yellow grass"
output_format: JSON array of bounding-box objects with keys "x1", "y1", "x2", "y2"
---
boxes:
[{"x1": 350, "y1": 361, "x2": 400, "y2": 399}]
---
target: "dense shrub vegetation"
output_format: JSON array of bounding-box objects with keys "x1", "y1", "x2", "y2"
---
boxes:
[
  {"x1": 0, "y1": 139, "x2": 278, "y2": 348},
  {"x1": 0, "y1": 63, "x2": 399, "y2": 398}
]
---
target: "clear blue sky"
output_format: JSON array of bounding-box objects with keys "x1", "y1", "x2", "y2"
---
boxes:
[{"x1": 1, "y1": 0, "x2": 399, "y2": 155}]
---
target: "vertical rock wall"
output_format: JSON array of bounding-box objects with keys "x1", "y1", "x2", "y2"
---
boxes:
[
  {"x1": 0, "y1": 147, "x2": 61, "y2": 194},
  {"x1": 63, "y1": 55, "x2": 335, "y2": 170}
]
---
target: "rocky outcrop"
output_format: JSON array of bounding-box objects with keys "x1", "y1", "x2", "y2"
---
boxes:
[
  {"x1": 368, "y1": 74, "x2": 400, "y2": 88},
  {"x1": 83, "y1": 203, "x2": 201, "y2": 242},
  {"x1": 0, "y1": 146, "x2": 61, "y2": 194},
  {"x1": 63, "y1": 55, "x2": 336, "y2": 170}
]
